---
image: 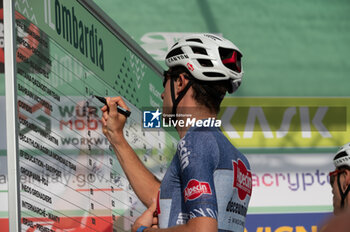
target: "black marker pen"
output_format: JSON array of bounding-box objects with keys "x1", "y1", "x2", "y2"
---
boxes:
[{"x1": 94, "y1": 95, "x2": 131, "y2": 117}]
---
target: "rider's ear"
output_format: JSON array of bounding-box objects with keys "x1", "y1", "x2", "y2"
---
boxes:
[
  {"x1": 344, "y1": 170, "x2": 350, "y2": 188},
  {"x1": 175, "y1": 73, "x2": 190, "y2": 94}
]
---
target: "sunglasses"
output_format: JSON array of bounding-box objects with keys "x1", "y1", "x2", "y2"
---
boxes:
[
  {"x1": 329, "y1": 169, "x2": 346, "y2": 186},
  {"x1": 162, "y1": 70, "x2": 185, "y2": 87}
]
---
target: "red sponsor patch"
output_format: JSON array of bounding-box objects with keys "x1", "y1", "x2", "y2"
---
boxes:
[
  {"x1": 187, "y1": 62, "x2": 194, "y2": 71},
  {"x1": 156, "y1": 190, "x2": 161, "y2": 215},
  {"x1": 233, "y1": 160, "x2": 252, "y2": 201},
  {"x1": 183, "y1": 179, "x2": 212, "y2": 202}
]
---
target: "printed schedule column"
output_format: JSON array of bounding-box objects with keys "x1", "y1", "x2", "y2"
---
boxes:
[
  {"x1": 15, "y1": 12, "x2": 120, "y2": 231},
  {"x1": 16, "y1": 16, "x2": 90, "y2": 231}
]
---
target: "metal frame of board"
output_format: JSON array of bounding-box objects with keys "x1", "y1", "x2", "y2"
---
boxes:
[{"x1": 4, "y1": 0, "x2": 21, "y2": 231}]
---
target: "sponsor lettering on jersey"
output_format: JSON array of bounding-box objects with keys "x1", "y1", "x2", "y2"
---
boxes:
[
  {"x1": 177, "y1": 139, "x2": 190, "y2": 171},
  {"x1": 189, "y1": 207, "x2": 218, "y2": 219},
  {"x1": 233, "y1": 160, "x2": 252, "y2": 201},
  {"x1": 176, "y1": 212, "x2": 190, "y2": 225},
  {"x1": 184, "y1": 179, "x2": 212, "y2": 202},
  {"x1": 225, "y1": 199, "x2": 248, "y2": 217}
]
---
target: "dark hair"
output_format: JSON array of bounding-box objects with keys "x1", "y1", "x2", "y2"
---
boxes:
[
  {"x1": 166, "y1": 66, "x2": 229, "y2": 114},
  {"x1": 337, "y1": 166, "x2": 350, "y2": 171}
]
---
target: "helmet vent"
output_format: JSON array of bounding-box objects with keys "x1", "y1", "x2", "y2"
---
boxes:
[
  {"x1": 219, "y1": 47, "x2": 242, "y2": 73},
  {"x1": 171, "y1": 42, "x2": 179, "y2": 48},
  {"x1": 203, "y1": 72, "x2": 226, "y2": 77},
  {"x1": 335, "y1": 151, "x2": 348, "y2": 160},
  {"x1": 191, "y1": 47, "x2": 208, "y2": 55},
  {"x1": 186, "y1": 38, "x2": 203, "y2": 44},
  {"x1": 197, "y1": 59, "x2": 213, "y2": 67},
  {"x1": 166, "y1": 47, "x2": 184, "y2": 59}
]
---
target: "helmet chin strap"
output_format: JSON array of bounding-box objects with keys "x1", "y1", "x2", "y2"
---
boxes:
[
  {"x1": 170, "y1": 77, "x2": 193, "y2": 121},
  {"x1": 337, "y1": 172, "x2": 350, "y2": 209}
]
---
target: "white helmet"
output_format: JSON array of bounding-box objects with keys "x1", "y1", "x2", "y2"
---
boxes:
[
  {"x1": 165, "y1": 33, "x2": 243, "y2": 93},
  {"x1": 334, "y1": 143, "x2": 350, "y2": 168}
]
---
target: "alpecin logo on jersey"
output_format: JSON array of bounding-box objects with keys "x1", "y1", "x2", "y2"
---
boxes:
[
  {"x1": 233, "y1": 160, "x2": 252, "y2": 201},
  {"x1": 184, "y1": 179, "x2": 212, "y2": 202}
]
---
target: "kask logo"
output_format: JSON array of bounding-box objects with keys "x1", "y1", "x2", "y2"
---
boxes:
[{"x1": 143, "y1": 109, "x2": 162, "y2": 128}]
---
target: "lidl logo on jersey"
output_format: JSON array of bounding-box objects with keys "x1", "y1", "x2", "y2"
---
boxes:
[
  {"x1": 219, "y1": 98, "x2": 350, "y2": 148},
  {"x1": 143, "y1": 109, "x2": 162, "y2": 128}
]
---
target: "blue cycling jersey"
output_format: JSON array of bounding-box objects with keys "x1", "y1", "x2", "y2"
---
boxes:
[{"x1": 157, "y1": 125, "x2": 252, "y2": 231}]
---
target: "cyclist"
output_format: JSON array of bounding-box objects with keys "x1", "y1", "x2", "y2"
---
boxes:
[
  {"x1": 101, "y1": 33, "x2": 252, "y2": 232},
  {"x1": 329, "y1": 143, "x2": 350, "y2": 215}
]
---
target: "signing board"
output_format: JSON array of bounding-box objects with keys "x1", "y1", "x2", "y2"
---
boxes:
[{"x1": 2, "y1": 0, "x2": 177, "y2": 231}]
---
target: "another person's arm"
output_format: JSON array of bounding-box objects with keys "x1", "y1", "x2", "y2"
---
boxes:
[
  {"x1": 132, "y1": 200, "x2": 217, "y2": 232},
  {"x1": 101, "y1": 96, "x2": 160, "y2": 207}
]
